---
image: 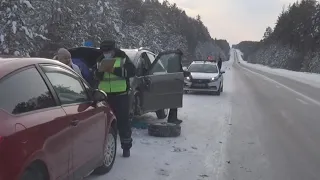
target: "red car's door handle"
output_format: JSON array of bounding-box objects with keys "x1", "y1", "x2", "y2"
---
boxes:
[{"x1": 70, "y1": 119, "x2": 79, "y2": 126}]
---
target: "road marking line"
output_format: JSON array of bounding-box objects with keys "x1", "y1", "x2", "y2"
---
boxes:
[
  {"x1": 296, "y1": 98, "x2": 309, "y2": 105},
  {"x1": 238, "y1": 63, "x2": 320, "y2": 107}
]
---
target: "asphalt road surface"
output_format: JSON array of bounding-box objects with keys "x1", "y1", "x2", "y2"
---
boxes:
[{"x1": 222, "y1": 50, "x2": 320, "y2": 180}]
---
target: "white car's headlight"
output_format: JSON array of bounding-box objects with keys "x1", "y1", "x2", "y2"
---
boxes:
[{"x1": 211, "y1": 77, "x2": 218, "y2": 81}]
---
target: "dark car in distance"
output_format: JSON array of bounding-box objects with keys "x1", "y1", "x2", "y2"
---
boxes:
[{"x1": 0, "y1": 57, "x2": 117, "y2": 180}]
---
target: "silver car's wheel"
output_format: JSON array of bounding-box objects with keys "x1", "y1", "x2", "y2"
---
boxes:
[
  {"x1": 156, "y1": 109, "x2": 168, "y2": 119},
  {"x1": 133, "y1": 93, "x2": 142, "y2": 116},
  {"x1": 148, "y1": 122, "x2": 181, "y2": 137},
  {"x1": 93, "y1": 128, "x2": 117, "y2": 175}
]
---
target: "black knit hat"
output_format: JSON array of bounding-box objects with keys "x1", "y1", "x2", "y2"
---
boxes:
[{"x1": 100, "y1": 40, "x2": 116, "y2": 51}]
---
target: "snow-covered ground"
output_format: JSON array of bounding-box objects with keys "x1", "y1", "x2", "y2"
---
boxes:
[
  {"x1": 235, "y1": 49, "x2": 320, "y2": 89},
  {"x1": 87, "y1": 58, "x2": 234, "y2": 180},
  {"x1": 85, "y1": 49, "x2": 319, "y2": 180}
]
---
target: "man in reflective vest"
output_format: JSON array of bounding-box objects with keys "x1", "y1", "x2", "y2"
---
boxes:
[{"x1": 95, "y1": 40, "x2": 136, "y2": 157}]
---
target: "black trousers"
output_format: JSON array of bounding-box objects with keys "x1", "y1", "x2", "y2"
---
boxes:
[
  {"x1": 107, "y1": 93, "x2": 132, "y2": 150},
  {"x1": 168, "y1": 108, "x2": 178, "y2": 120},
  {"x1": 218, "y1": 61, "x2": 222, "y2": 70}
]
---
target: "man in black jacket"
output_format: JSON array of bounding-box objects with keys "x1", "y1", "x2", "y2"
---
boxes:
[
  {"x1": 218, "y1": 56, "x2": 222, "y2": 71},
  {"x1": 95, "y1": 40, "x2": 136, "y2": 157}
]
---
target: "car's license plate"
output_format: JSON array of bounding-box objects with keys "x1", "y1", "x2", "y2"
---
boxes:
[{"x1": 193, "y1": 83, "x2": 206, "y2": 87}]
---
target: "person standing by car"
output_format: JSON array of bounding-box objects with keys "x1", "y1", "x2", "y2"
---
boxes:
[
  {"x1": 167, "y1": 50, "x2": 190, "y2": 124},
  {"x1": 54, "y1": 48, "x2": 83, "y2": 77},
  {"x1": 217, "y1": 56, "x2": 222, "y2": 71},
  {"x1": 95, "y1": 40, "x2": 136, "y2": 157}
]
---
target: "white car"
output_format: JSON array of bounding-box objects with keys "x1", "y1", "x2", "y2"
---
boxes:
[{"x1": 183, "y1": 61, "x2": 225, "y2": 95}]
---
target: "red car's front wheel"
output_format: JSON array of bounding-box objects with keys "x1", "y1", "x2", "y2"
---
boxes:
[{"x1": 93, "y1": 127, "x2": 117, "y2": 175}]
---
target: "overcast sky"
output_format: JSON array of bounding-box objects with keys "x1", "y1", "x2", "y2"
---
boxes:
[{"x1": 160, "y1": 0, "x2": 298, "y2": 45}]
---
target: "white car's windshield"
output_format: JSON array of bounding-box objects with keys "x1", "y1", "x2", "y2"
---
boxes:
[{"x1": 188, "y1": 64, "x2": 218, "y2": 73}]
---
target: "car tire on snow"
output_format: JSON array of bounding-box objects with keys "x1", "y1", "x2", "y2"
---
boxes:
[
  {"x1": 214, "y1": 83, "x2": 222, "y2": 96},
  {"x1": 156, "y1": 109, "x2": 168, "y2": 119},
  {"x1": 148, "y1": 122, "x2": 181, "y2": 137},
  {"x1": 93, "y1": 127, "x2": 117, "y2": 175},
  {"x1": 21, "y1": 168, "x2": 44, "y2": 180},
  {"x1": 20, "y1": 163, "x2": 48, "y2": 180}
]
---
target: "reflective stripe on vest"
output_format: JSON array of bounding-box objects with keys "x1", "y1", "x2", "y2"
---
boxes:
[{"x1": 98, "y1": 57, "x2": 127, "y2": 93}]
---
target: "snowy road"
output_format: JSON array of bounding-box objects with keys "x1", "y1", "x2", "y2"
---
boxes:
[
  {"x1": 86, "y1": 59, "x2": 234, "y2": 180},
  {"x1": 221, "y1": 50, "x2": 320, "y2": 180},
  {"x1": 87, "y1": 49, "x2": 320, "y2": 180}
]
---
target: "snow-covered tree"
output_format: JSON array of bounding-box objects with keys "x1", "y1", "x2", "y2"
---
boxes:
[
  {"x1": 263, "y1": 26, "x2": 273, "y2": 40},
  {"x1": 0, "y1": 0, "x2": 50, "y2": 55},
  {"x1": 0, "y1": 0, "x2": 228, "y2": 62}
]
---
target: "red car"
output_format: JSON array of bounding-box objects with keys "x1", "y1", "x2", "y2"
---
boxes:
[{"x1": 0, "y1": 57, "x2": 117, "y2": 180}]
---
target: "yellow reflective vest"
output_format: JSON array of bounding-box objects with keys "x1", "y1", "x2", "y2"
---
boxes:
[{"x1": 98, "y1": 57, "x2": 127, "y2": 93}]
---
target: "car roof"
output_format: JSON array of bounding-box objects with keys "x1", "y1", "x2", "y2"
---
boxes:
[
  {"x1": 191, "y1": 61, "x2": 217, "y2": 65},
  {"x1": 0, "y1": 57, "x2": 72, "y2": 79},
  {"x1": 121, "y1": 48, "x2": 155, "y2": 62},
  {"x1": 122, "y1": 48, "x2": 155, "y2": 53},
  {"x1": 121, "y1": 49, "x2": 140, "y2": 63},
  {"x1": 121, "y1": 48, "x2": 140, "y2": 55}
]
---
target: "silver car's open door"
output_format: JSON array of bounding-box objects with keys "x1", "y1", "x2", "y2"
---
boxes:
[{"x1": 141, "y1": 50, "x2": 184, "y2": 113}]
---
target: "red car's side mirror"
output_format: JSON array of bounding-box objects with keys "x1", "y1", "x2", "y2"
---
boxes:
[{"x1": 93, "y1": 89, "x2": 107, "y2": 102}]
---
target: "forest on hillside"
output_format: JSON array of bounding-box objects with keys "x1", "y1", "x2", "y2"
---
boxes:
[
  {"x1": 0, "y1": 0, "x2": 229, "y2": 63},
  {"x1": 214, "y1": 39, "x2": 230, "y2": 58},
  {"x1": 235, "y1": 0, "x2": 320, "y2": 73}
]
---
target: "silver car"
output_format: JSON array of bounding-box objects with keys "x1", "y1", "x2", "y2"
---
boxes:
[
  {"x1": 68, "y1": 47, "x2": 184, "y2": 120},
  {"x1": 184, "y1": 61, "x2": 225, "y2": 95}
]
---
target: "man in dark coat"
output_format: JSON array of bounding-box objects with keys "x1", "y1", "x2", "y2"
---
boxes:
[
  {"x1": 217, "y1": 56, "x2": 222, "y2": 71},
  {"x1": 95, "y1": 40, "x2": 136, "y2": 157}
]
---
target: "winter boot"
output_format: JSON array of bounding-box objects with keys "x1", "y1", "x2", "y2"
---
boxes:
[
  {"x1": 168, "y1": 118, "x2": 183, "y2": 125},
  {"x1": 168, "y1": 108, "x2": 183, "y2": 125},
  {"x1": 123, "y1": 149, "x2": 130, "y2": 158}
]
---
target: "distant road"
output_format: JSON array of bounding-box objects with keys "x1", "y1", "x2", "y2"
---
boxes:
[{"x1": 222, "y1": 50, "x2": 320, "y2": 180}]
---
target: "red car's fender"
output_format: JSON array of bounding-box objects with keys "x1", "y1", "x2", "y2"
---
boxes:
[{"x1": 18, "y1": 150, "x2": 56, "y2": 180}]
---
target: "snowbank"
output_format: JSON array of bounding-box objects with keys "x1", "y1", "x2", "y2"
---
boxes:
[{"x1": 235, "y1": 49, "x2": 320, "y2": 89}]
